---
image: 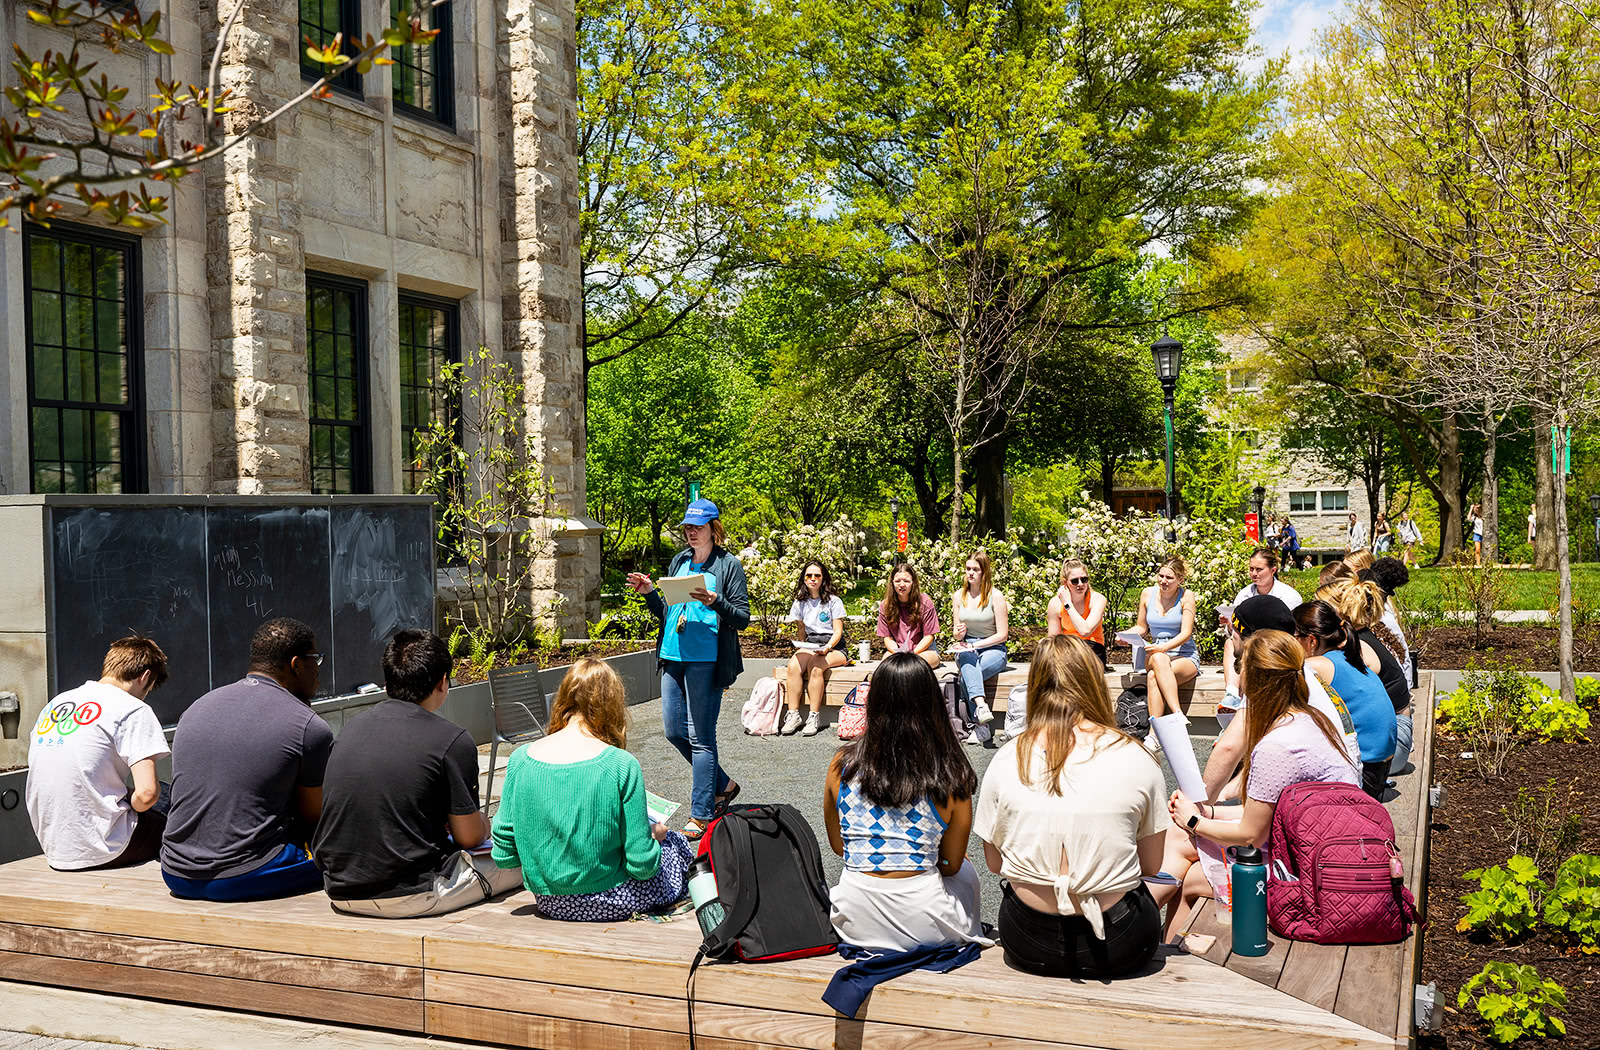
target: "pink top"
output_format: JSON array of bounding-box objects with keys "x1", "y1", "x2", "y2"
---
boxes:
[
  {"x1": 1245, "y1": 712, "x2": 1359, "y2": 805},
  {"x1": 876, "y1": 594, "x2": 939, "y2": 649}
]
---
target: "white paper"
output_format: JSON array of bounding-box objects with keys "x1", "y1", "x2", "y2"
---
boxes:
[
  {"x1": 657, "y1": 573, "x2": 706, "y2": 606},
  {"x1": 790, "y1": 640, "x2": 825, "y2": 651},
  {"x1": 1215, "y1": 603, "x2": 1233, "y2": 619},
  {"x1": 1115, "y1": 629, "x2": 1147, "y2": 670},
  {"x1": 646, "y1": 790, "x2": 680, "y2": 825},
  {"x1": 1151, "y1": 713, "x2": 1207, "y2": 802}
]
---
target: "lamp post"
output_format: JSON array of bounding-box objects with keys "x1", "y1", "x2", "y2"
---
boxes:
[
  {"x1": 1589, "y1": 494, "x2": 1600, "y2": 561},
  {"x1": 890, "y1": 497, "x2": 902, "y2": 562},
  {"x1": 1251, "y1": 484, "x2": 1266, "y2": 543},
  {"x1": 1150, "y1": 331, "x2": 1184, "y2": 530},
  {"x1": 676, "y1": 464, "x2": 696, "y2": 511}
]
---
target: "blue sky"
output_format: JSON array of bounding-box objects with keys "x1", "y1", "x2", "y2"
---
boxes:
[{"x1": 1251, "y1": 0, "x2": 1345, "y2": 71}]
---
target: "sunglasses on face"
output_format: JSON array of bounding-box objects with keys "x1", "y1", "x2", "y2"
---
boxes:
[
  {"x1": 1068, "y1": 577, "x2": 1088, "y2": 585},
  {"x1": 804, "y1": 572, "x2": 822, "y2": 579}
]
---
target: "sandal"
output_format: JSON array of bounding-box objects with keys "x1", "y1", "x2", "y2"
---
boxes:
[
  {"x1": 682, "y1": 818, "x2": 709, "y2": 841},
  {"x1": 716, "y1": 781, "x2": 741, "y2": 810}
]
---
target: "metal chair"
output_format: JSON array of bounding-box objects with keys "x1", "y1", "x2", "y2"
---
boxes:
[{"x1": 485, "y1": 663, "x2": 550, "y2": 806}]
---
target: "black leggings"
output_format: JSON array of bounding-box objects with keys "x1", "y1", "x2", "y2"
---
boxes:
[
  {"x1": 1361, "y1": 760, "x2": 1389, "y2": 799},
  {"x1": 998, "y1": 882, "x2": 1160, "y2": 979}
]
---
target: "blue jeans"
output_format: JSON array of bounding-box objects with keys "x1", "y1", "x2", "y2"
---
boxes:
[
  {"x1": 1390, "y1": 712, "x2": 1414, "y2": 774},
  {"x1": 955, "y1": 646, "x2": 1008, "y2": 716},
  {"x1": 162, "y1": 842, "x2": 321, "y2": 902},
  {"x1": 661, "y1": 661, "x2": 730, "y2": 821}
]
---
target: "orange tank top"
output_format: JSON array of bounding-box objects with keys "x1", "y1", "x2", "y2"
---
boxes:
[{"x1": 1058, "y1": 588, "x2": 1105, "y2": 645}]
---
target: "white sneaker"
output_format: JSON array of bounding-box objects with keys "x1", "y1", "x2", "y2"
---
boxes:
[
  {"x1": 965, "y1": 729, "x2": 983, "y2": 745},
  {"x1": 801, "y1": 712, "x2": 821, "y2": 737},
  {"x1": 1143, "y1": 732, "x2": 1161, "y2": 754},
  {"x1": 780, "y1": 710, "x2": 803, "y2": 735},
  {"x1": 972, "y1": 699, "x2": 994, "y2": 724}
]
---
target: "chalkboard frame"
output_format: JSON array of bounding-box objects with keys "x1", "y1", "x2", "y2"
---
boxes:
[{"x1": 34, "y1": 494, "x2": 435, "y2": 724}]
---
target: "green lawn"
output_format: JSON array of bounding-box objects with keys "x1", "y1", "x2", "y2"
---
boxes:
[{"x1": 1283, "y1": 565, "x2": 1600, "y2": 612}]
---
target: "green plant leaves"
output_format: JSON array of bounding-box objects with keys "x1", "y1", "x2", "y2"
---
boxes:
[
  {"x1": 1458, "y1": 963, "x2": 1567, "y2": 1044},
  {"x1": 1458, "y1": 856, "x2": 1545, "y2": 940},
  {"x1": 1543, "y1": 853, "x2": 1600, "y2": 953}
]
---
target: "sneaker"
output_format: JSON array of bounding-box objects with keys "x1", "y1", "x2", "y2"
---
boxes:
[
  {"x1": 780, "y1": 710, "x2": 803, "y2": 735},
  {"x1": 1143, "y1": 732, "x2": 1161, "y2": 754},
  {"x1": 965, "y1": 729, "x2": 983, "y2": 745},
  {"x1": 801, "y1": 712, "x2": 821, "y2": 737},
  {"x1": 972, "y1": 699, "x2": 995, "y2": 724}
]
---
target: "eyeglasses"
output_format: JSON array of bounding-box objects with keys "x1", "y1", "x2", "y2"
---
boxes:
[
  {"x1": 1068, "y1": 577, "x2": 1088, "y2": 585},
  {"x1": 804, "y1": 572, "x2": 822, "y2": 579},
  {"x1": 299, "y1": 652, "x2": 324, "y2": 667}
]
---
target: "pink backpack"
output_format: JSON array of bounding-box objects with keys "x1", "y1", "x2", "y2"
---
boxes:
[
  {"x1": 1267, "y1": 780, "x2": 1419, "y2": 944},
  {"x1": 741, "y1": 677, "x2": 784, "y2": 735},
  {"x1": 836, "y1": 681, "x2": 868, "y2": 740}
]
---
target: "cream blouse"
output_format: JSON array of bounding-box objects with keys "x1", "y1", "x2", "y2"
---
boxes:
[{"x1": 974, "y1": 733, "x2": 1165, "y2": 938}]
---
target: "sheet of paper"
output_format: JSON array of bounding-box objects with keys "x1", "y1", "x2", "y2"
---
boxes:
[
  {"x1": 1151, "y1": 713, "x2": 1208, "y2": 802},
  {"x1": 646, "y1": 790, "x2": 681, "y2": 825},
  {"x1": 657, "y1": 573, "x2": 706, "y2": 606},
  {"x1": 1215, "y1": 603, "x2": 1233, "y2": 619},
  {"x1": 791, "y1": 640, "x2": 826, "y2": 651},
  {"x1": 1114, "y1": 629, "x2": 1146, "y2": 670}
]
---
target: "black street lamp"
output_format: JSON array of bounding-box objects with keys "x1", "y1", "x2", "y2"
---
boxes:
[
  {"x1": 1251, "y1": 484, "x2": 1266, "y2": 540},
  {"x1": 1150, "y1": 331, "x2": 1184, "y2": 528},
  {"x1": 1589, "y1": 493, "x2": 1600, "y2": 561}
]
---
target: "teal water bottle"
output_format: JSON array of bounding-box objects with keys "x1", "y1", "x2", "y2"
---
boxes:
[{"x1": 1230, "y1": 845, "x2": 1269, "y2": 957}]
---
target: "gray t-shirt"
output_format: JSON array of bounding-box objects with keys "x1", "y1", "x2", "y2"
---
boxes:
[{"x1": 160, "y1": 674, "x2": 334, "y2": 880}]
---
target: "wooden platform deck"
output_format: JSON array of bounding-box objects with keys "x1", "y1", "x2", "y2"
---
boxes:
[{"x1": 0, "y1": 677, "x2": 1435, "y2": 1050}]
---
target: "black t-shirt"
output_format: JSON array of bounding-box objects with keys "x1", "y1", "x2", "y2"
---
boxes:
[
  {"x1": 312, "y1": 699, "x2": 481, "y2": 899},
  {"x1": 1358, "y1": 628, "x2": 1411, "y2": 712}
]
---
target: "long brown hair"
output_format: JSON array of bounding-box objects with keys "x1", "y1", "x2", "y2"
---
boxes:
[
  {"x1": 956, "y1": 550, "x2": 994, "y2": 609},
  {"x1": 880, "y1": 562, "x2": 925, "y2": 623},
  {"x1": 1016, "y1": 636, "x2": 1148, "y2": 794},
  {"x1": 840, "y1": 652, "x2": 976, "y2": 807},
  {"x1": 1238, "y1": 632, "x2": 1351, "y2": 789},
  {"x1": 548, "y1": 657, "x2": 629, "y2": 748}
]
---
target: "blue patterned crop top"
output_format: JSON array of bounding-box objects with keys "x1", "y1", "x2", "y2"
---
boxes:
[{"x1": 836, "y1": 779, "x2": 948, "y2": 872}]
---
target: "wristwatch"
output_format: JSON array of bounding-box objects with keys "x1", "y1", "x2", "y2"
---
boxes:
[{"x1": 1186, "y1": 813, "x2": 1201, "y2": 830}]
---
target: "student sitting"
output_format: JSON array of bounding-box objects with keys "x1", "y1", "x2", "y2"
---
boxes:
[
  {"x1": 1158, "y1": 630, "x2": 1360, "y2": 936},
  {"x1": 975, "y1": 636, "x2": 1165, "y2": 978},
  {"x1": 876, "y1": 562, "x2": 941, "y2": 669},
  {"x1": 1221, "y1": 547, "x2": 1301, "y2": 702},
  {"x1": 161, "y1": 618, "x2": 333, "y2": 901},
  {"x1": 1047, "y1": 559, "x2": 1107, "y2": 665},
  {"x1": 491, "y1": 658, "x2": 692, "y2": 921},
  {"x1": 1133, "y1": 557, "x2": 1200, "y2": 727},
  {"x1": 1365, "y1": 557, "x2": 1414, "y2": 684},
  {"x1": 27, "y1": 637, "x2": 171, "y2": 871},
  {"x1": 951, "y1": 550, "x2": 1010, "y2": 744},
  {"x1": 313, "y1": 630, "x2": 522, "y2": 917},
  {"x1": 1320, "y1": 577, "x2": 1412, "y2": 773},
  {"x1": 1293, "y1": 600, "x2": 1396, "y2": 799},
  {"x1": 782, "y1": 561, "x2": 849, "y2": 737},
  {"x1": 824, "y1": 652, "x2": 988, "y2": 952}
]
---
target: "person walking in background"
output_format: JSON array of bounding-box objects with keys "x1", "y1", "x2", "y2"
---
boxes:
[
  {"x1": 627, "y1": 498, "x2": 747, "y2": 840},
  {"x1": 877, "y1": 562, "x2": 941, "y2": 669},
  {"x1": 1469, "y1": 503, "x2": 1485, "y2": 564},
  {"x1": 1344, "y1": 512, "x2": 1367, "y2": 554},
  {"x1": 27, "y1": 637, "x2": 170, "y2": 871},
  {"x1": 1372, "y1": 513, "x2": 1392, "y2": 554},
  {"x1": 782, "y1": 561, "x2": 849, "y2": 737},
  {"x1": 1047, "y1": 558, "x2": 1107, "y2": 665},
  {"x1": 1527, "y1": 506, "x2": 1537, "y2": 553},
  {"x1": 161, "y1": 618, "x2": 332, "y2": 901},
  {"x1": 976, "y1": 636, "x2": 1165, "y2": 978},
  {"x1": 823, "y1": 652, "x2": 988, "y2": 952},
  {"x1": 951, "y1": 550, "x2": 1010, "y2": 744},
  {"x1": 1279, "y1": 517, "x2": 1301, "y2": 566},
  {"x1": 1396, "y1": 511, "x2": 1422, "y2": 568},
  {"x1": 492, "y1": 659, "x2": 694, "y2": 921}
]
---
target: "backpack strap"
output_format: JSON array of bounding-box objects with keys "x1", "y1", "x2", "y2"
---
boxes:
[{"x1": 701, "y1": 808, "x2": 763, "y2": 958}]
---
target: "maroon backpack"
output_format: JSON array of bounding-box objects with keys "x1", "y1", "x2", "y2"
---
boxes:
[{"x1": 1266, "y1": 781, "x2": 1420, "y2": 944}]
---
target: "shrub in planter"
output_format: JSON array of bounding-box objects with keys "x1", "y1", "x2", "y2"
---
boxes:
[
  {"x1": 1459, "y1": 855, "x2": 1546, "y2": 940},
  {"x1": 1543, "y1": 854, "x2": 1600, "y2": 954},
  {"x1": 1457, "y1": 962, "x2": 1567, "y2": 1044}
]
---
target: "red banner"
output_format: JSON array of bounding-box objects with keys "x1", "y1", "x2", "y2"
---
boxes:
[
  {"x1": 895, "y1": 521, "x2": 909, "y2": 552},
  {"x1": 1245, "y1": 511, "x2": 1259, "y2": 543}
]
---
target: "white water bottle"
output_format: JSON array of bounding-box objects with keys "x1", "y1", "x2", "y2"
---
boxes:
[{"x1": 687, "y1": 855, "x2": 725, "y2": 939}]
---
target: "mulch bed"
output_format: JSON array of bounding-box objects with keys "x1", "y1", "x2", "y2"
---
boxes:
[
  {"x1": 1411, "y1": 625, "x2": 1600, "y2": 672},
  {"x1": 1417, "y1": 735, "x2": 1600, "y2": 1048},
  {"x1": 453, "y1": 639, "x2": 655, "y2": 683}
]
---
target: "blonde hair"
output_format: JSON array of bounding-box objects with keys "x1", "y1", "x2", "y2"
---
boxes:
[
  {"x1": 1238, "y1": 632, "x2": 1350, "y2": 789},
  {"x1": 1319, "y1": 577, "x2": 1386, "y2": 631},
  {"x1": 1318, "y1": 560, "x2": 1357, "y2": 588},
  {"x1": 1343, "y1": 549, "x2": 1375, "y2": 572},
  {"x1": 1016, "y1": 636, "x2": 1148, "y2": 794},
  {"x1": 1159, "y1": 555, "x2": 1188, "y2": 583},
  {"x1": 548, "y1": 657, "x2": 629, "y2": 749},
  {"x1": 1059, "y1": 558, "x2": 1089, "y2": 585},
  {"x1": 955, "y1": 550, "x2": 995, "y2": 609}
]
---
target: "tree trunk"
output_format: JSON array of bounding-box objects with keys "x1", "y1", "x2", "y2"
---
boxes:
[
  {"x1": 1434, "y1": 413, "x2": 1464, "y2": 564},
  {"x1": 970, "y1": 436, "x2": 1008, "y2": 539},
  {"x1": 1482, "y1": 415, "x2": 1498, "y2": 565},
  {"x1": 1533, "y1": 405, "x2": 1559, "y2": 569},
  {"x1": 1100, "y1": 454, "x2": 1117, "y2": 509},
  {"x1": 949, "y1": 338, "x2": 969, "y2": 545},
  {"x1": 647, "y1": 501, "x2": 665, "y2": 574},
  {"x1": 949, "y1": 442, "x2": 965, "y2": 545},
  {"x1": 1555, "y1": 444, "x2": 1575, "y2": 703}
]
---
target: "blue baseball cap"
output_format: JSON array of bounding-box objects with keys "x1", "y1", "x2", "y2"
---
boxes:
[{"x1": 680, "y1": 499, "x2": 720, "y2": 527}]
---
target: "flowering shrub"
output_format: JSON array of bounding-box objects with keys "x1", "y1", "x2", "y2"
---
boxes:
[{"x1": 741, "y1": 517, "x2": 870, "y2": 641}]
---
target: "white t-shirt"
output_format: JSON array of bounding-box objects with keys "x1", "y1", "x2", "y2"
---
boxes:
[
  {"x1": 1237, "y1": 668, "x2": 1360, "y2": 764},
  {"x1": 1232, "y1": 577, "x2": 1302, "y2": 612},
  {"x1": 26, "y1": 680, "x2": 169, "y2": 870},
  {"x1": 975, "y1": 733, "x2": 1165, "y2": 938},
  {"x1": 788, "y1": 595, "x2": 847, "y2": 643}
]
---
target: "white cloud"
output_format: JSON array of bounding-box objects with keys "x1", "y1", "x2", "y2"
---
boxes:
[{"x1": 1251, "y1": 0, "x2": 1344, "y2": 72}]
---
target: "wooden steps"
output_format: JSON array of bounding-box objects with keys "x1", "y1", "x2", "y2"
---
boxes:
[{"x1": 1176, "y1": 675, "x2": 1436, "y2": 1049}]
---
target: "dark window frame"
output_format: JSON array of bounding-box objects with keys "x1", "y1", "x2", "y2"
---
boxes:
[
  {"x1": 22, "y1": 220, "x2": 147, "y2": 494},
  {"x1": 306, "y1": 271, "x2": 373, "y2": 494},
  {"x1": 396, "y1": 290, "x2": 461, "y2": 494},
  {"x1": 391, "y1": 0, "x2": 454, "y2": 129},
  {"x1": 1288, "y1": 490, "x2": 1317, "y2": 513},
  {"x1": 300, "y1": 0, "x2": 363, "y2": 96},
  {"x1": 1321, "y1": 490, "x2": 1350, "y2": 513}
]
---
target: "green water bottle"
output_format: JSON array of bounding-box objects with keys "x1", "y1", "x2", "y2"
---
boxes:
[{"x1": 1231, "y1": 845, "x2": 1269, "y2": 957}]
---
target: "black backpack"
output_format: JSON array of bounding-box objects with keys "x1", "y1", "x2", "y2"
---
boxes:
[{"x1": 1115, "y1": 686, "x2": 1150, "y2": 740}]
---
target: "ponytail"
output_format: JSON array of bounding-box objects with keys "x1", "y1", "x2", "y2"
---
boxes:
[
  {"x1": 1339, "y1": 621, "x2": 1368, "y2": 674},
  {"x1": 1293, "y1": 599, "x2": 1371, "y2": 674}
]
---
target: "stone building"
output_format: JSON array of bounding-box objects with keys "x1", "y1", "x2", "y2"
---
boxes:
[{"x1": 0, "y1": 0, "x2": 598, "y2": 629}]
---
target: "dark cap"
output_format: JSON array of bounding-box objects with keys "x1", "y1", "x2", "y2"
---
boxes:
[{"x1": 1233, "y1": 594, "x2": 1295, "y2": 637}]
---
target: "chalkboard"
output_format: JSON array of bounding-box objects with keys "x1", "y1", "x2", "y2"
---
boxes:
[
  {"x1": 46, "y1": 499, "x2": 434, "y2": 724},
  {"x1": 50, "y1": 507, "x2": 211, "y2": 725},
  {"x1": 206, "y1": 506, "x2": 334, "y2": 691},
  {"x1": 329, "y1": 505, "x2": 436, "y2": 693}
]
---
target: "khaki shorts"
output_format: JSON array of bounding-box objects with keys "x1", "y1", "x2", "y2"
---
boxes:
[{"x1": 331, "y1": 850, "x2": 523, "y2": 919}]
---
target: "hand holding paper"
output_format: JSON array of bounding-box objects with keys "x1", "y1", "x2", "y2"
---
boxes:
[
  {"x1": 657, "y1": 574, "x2": 707, "y2": 606},
  {"x1": 1150, "y1": 714, "x2": 1207, "y2": 803}
]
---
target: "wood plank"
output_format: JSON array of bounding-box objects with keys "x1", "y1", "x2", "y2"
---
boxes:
[
  {"x1": 426, "y1": 970, "x2": 1096, "y2": 1050},
  {"x1": 1332, "y1": 944, "x2": 1406, "y2": 1037},
  {"x1": 423, "y1": 911, "x2": 1393, "y2": 1050},
  {"x1": 1275, "y1": 941, "x2": 1348, "y2": 1013},
  {"x1": 428, "y1": 1002, "x2": 683, "y2": 1050},
  {"x1": 0, "y1": 948, "x2": 423, "y2": 1032},
  {"x1": 0, "y1": 921, "x2": 422, "y2": 998},
  {"x1": 1180, "y1": 899, "x2": 1234, "y2": 966}
]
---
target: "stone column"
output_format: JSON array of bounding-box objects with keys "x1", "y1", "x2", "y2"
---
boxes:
[
  {"x1": 204, "y1": 3, "x2": 310, "y2": 493},
  {"x1": 499, "y1": 0, "x2": 594, "y2": 632}
]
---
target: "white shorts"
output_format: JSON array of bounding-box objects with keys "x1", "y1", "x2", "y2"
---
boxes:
[
  {"x1": 331, "y1": 850, "x2": 523, "y2": 919},
  {"x1": 830, "y1": 862, "x2": 993, "y2": 952}
]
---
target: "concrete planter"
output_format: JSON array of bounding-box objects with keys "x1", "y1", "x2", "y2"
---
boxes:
[
  {"x1": 0, "y1": 768, "x2": 39, "y2": 865},
  {"x1": 538, "y1": 648, "x2": 659, "y2": 708}
]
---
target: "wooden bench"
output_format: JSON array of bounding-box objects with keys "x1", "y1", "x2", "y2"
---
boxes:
[
  {"x1": 1176, "y1": 674, "x2": 1437, "y2": 1050},
  {"x1": 817, "y1": 660, "x2": 1228, "y2": 722}
]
